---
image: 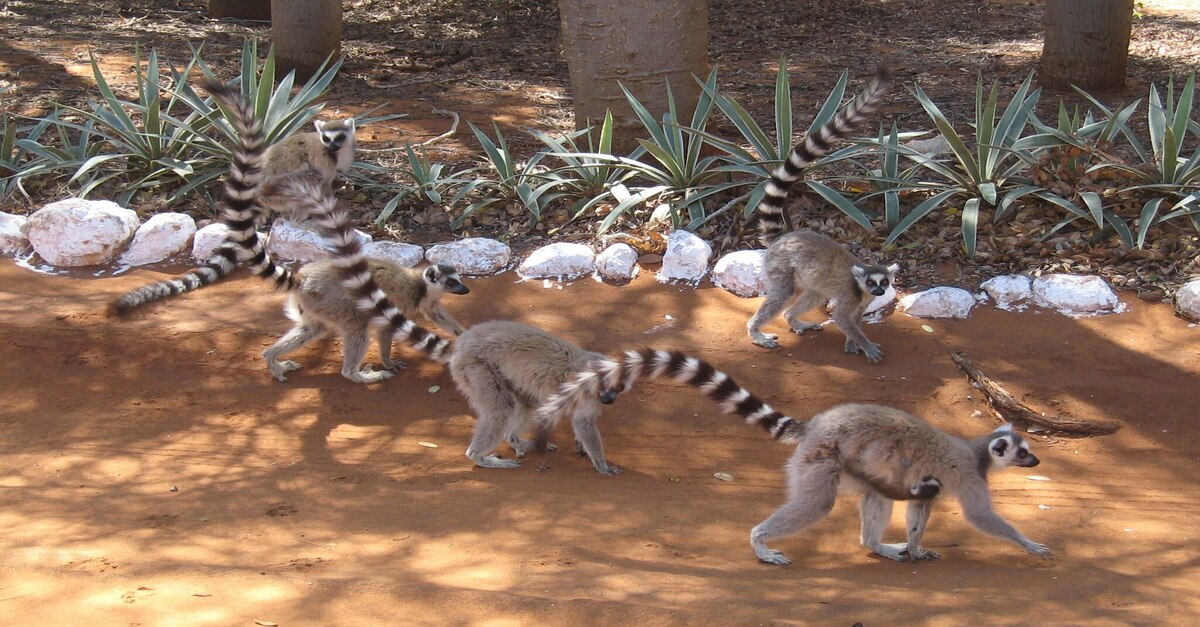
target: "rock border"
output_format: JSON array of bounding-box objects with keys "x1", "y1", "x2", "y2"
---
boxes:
[{"x1": 4, "y1": 208, "x2": 1192, "y2": 324}]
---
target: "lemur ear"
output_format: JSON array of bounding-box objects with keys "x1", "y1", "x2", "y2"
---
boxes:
[
  {"x1": 424, "y1": 266, "x2": 438, "y2": 282},
  {"x1": 995, "y1": 423, "x2": 1015, "y2": 433}
]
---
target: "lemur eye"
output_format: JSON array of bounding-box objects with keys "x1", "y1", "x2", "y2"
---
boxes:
[
  {"x1": 866, "y1": 280, "x2": 876, "y2": 286},
  {"x1": 880, "y1": 279, "x2": 889, "y2": 286}
]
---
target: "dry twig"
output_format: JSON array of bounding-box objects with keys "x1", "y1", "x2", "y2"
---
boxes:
[{"x1": 949, "y1": 350, "x2": 1121, "y2": 436}]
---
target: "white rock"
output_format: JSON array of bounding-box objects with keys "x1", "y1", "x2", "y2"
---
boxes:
[
  {"x1": 26, "y1": 198, "x2": 139, "y2": 266},
  {"x1": 425, "y1": 237, "x2": 511, "y2": 275},
  {"x1": 266, "y1": 219, "x2": 372, "y2": 263},
  {"x1": 1174, "y1": 280, "x2": 1200, "y2": 320},
  {"x1": 517, "y1": 242, "x2": 596, "y2": 279},
  {"x1": 594, "y1": 243, "x2": 640, "y2": 282},
  {"x1": 711, "y1": 249, "x2": 767, "y2": 297},
  {"x1": 0, "y1": 212, "x2": 29, "y2": 256},
  {"x1": 980, "y1": 274, "x2": 1033, "y2": 310},
  {"x1": 656, "y1": 230, "x2": 712, "y2": 283},
  {"x1": 119, "y1": 212, "x2": 197, "y2": 266},
  {"x1": 192, "y1": 223, "x2": 232, "y2": 260},
  {"x1": 1031, "y1": 274, "x2": 1124, "y2": 316},
  {"x1": 899, "y1": 286, "x2": 975, "y2": 318},
  {"x1": 191, "y1": 223, "x2": 268, "y2": 261},
  {"x1": 363, "y1": 240, "x2": 424, "y2": 268}
]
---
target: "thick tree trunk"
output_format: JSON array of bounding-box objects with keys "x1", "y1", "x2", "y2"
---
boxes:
[
  {"x1": 270, "y1": 0, "x2": 342, "y2": 82},
  {"x1": 1041, "y1": 0, "x2": 1133, "y2": 91},
  {"x1": 559, "y1": 0, "x2": 709, "y2": 153},
  {"x1": 208, "y1": 0, "x2": 270, "y2": 21}
]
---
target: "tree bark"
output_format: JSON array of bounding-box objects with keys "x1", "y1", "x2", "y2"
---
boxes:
[
  {"x1": 209, "y1": 0, "x2": 270, "y2": 21},
  {"x1": 559, "y1": 0, "x2": 709, "y2": 153},
  {"x1": 1041, "y1": 0, "x2": 1133, "y2": 91},
  {"x1": 270, "y1": 0, "x2": 342, "y2": 82}
]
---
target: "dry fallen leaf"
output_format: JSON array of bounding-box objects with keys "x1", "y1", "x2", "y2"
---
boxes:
[
  {"x1": 428, "y1": 385, "x2": 441, "y2": 393},
  {"x1": 418, "y1": 441, "x2": 438, "y2": 448},
  {"x1": 921, "y1": 325, "x2": 934, "y2": 333},
  {"x1": 713, "y1": 472, "x2": 734, "y2": 482}
]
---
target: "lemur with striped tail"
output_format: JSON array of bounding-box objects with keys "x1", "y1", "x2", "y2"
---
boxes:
[
  {"x1": 746, "y1": 67, "x2": 899, "y2": 362},
  {"x1": 537, "y1": 354, "x2": 1053, "y2": 565},
  {"x1": 109, "y1": 80, "x2": 355, "y2": 314}
]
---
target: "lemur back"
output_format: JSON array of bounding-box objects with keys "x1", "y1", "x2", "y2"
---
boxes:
[{"x1": 449, "y1": 320, "x2": 617, "y2": 473}]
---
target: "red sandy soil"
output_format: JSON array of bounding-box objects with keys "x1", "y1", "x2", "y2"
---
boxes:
[{"x1": 1, "y1": 259, "x2": 1198, "y2": 624}]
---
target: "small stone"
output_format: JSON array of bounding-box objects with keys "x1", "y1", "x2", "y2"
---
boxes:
[
  {"x1": 517, "y1": 242, "x2": 595, "y2": 279},
  {"x1": 426, "y1": 238, "x2": 511, "y2": 275},
  {"x1": 595, "y1": 243, "x2": 640, "y2": 282},
  {"x1": 898, "y1": 286, "x2": 975, "y2": 318},
  {"x1": 656, "y1": 231, "x2": 711, "y2": 283},
  {"x1": 0, "y1": 212, "x2": 29, "y2": 256},
  {"x1": 363, "y1": 241, "x2": 424, "y2": 267},
  {"x1": 119, "y1": 212, "x2": 196, "y2": 266},
  {"x1": 26, "y1": 198, "x2": 139, "y2": 266},
  {"x1": 1031, "y1": 274, "x2": 1124, "y2": 317},
  {"x1": 711, "y1": 250, "x2": 767, "y2": 297}
]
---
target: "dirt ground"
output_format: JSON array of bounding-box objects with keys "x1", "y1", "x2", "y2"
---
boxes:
[{"x1": 1, "y1": 258, "x2": 1199, "y2": 624}]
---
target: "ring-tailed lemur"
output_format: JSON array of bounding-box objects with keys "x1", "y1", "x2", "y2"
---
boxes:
[
  {"x1": 109, "y1": 80, "x2": 357, "y2": 314},
  {"x1": 746, "y1": 67, "x2": 898, "y2": 362},
  {"x1": 448, "y1": 320, "x2": 620, "y2": 474},
  {"x1": 263, "y1": 177, "x2": 455, "y2": 362},
  {"x1": 538, "y1": 353, "x2": 1052, "y2": 565},
  {"x1": 264, "y1": 258, "x2": 469, "y2": 384}
]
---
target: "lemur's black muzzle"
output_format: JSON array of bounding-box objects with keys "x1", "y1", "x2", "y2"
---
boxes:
[{"x1": 599, "y1": 390, "x2": 619, "y2": 404}]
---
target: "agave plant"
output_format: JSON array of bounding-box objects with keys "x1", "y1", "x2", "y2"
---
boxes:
[
  {"x1": 577, "y1": 68, "x2": 740, "y2": 233},
  {"x1": 883, "y1": 73, "x2": 1042, "y2": 257},
  {"x1": 819, "y1": 122, "x2": 929, "y2": 233},
  {"x1": 0, "y1": 113, "x2": 58, "y2": 200},
  {"x1": 449, "y1": 121, "x2": 570, "y2": 228},
  {"x1": 47, "y1": 48, "x2": 226, "y2": 205},
  {"x1": 698, "y1": 61, "x2": 875, "y2": 226},
  {"x1": 530, "y1": 109, "x2": 644, "y2": 225},
  {"x1": 368, "y1": 143, "x2": 477, "y2": 226},
  {"x1": 1084, "y1": 74, "x2": 1200, "y2": 244}
]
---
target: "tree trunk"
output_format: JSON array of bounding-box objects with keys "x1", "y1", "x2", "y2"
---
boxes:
[
  {"x1": 208, "y1": 0, "x2": 270, "y2": 21},
  {"x1": 270, "y1": 0, "x2": 342, "y2": 82},
  {"x1": 559, "y1": 0, "x2": 709, "y2": 153},
  {"x1": 1041, "y1": 0, "x2": 1133, "y2": 91}
]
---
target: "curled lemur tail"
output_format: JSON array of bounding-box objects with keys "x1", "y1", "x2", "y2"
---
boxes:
[
  {"x1": 268, "y1": 178, "x2": 455, "y2": 362},
  {"x1": 108, "y1": 80, "x2": 293, "y2": 316},
  {"x1": 536, "y1": 348, "x2": 805, "y2": 443},
  {"x1": 756, "y1": 66, "x2": 892, "y2": 247}
]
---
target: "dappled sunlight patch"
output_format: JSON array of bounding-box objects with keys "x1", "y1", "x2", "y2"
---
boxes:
[
  {"x1": 325, "y1": 423, "x2": 407, "y2": 464},
  {"x1": 407, "y1": 533, "x2": 524, "y2": 590}
]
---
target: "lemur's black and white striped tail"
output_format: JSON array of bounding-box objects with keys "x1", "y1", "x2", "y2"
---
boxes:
[
  {"x1": 267, "y1": 178, "x2": 455, "y2": 362},
  {"x1": 109, "y1": 80, "x2": 293, "y2": 315},
  {"x1": 537, "y1": 348, "x2": 805, "y2": 443},
  {"x1": 756, "y1": 66, "x2": 891, "y2": 247}
]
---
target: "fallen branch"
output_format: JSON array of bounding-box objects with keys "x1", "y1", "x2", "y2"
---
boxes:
[{"x1": 949, "y1": 350, "x2": 1121, "y2": 436}]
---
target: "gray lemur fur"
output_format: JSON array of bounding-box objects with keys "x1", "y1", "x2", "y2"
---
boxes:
[
  {"x1": 264, "y1": 258, "x2": 468, "y2": 384},
  {"x1": 747, "y1": 230, "x2": 898, "y2": 362},
  {"x1": 750, "y1": 403, "x2": 1053, "y2": 565},
  {"x1": 449, "y1": 320, "x2": 620, "y2": 475}
]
